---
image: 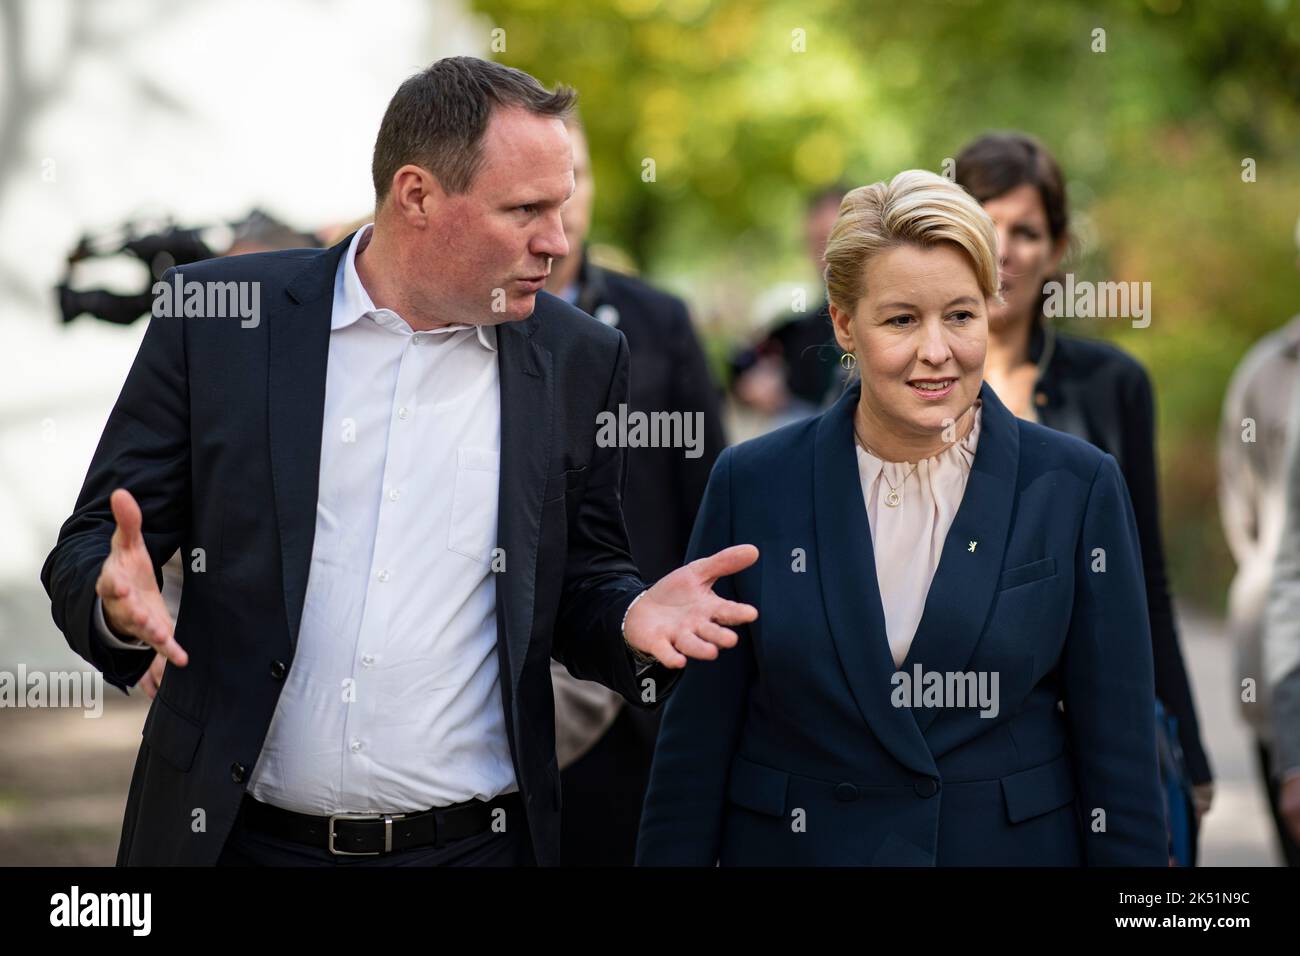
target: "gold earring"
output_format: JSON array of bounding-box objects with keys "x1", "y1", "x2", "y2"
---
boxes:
[{"x1": 840, "y1": 352, "x2": 857, "y2": 370}]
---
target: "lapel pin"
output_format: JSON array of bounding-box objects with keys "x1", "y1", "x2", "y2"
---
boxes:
[{"x1": 968, "y1": 541, "x2": 977, "y2": 553}]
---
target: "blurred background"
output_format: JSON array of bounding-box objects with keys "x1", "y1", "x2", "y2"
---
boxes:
[{"x1": 1, "y1": 0, "x2": 1298, "y2": 864}]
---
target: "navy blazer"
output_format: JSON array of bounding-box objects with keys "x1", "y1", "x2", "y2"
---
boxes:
[{"x1": 637, "y1": 381, "x2": 1168, "y2": 866}]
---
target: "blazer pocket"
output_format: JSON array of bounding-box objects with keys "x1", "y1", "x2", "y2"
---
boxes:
[
  {"x1": 543, "y1": 465, "x2": 587, "y2": 504},
  {"x1": 448, "y1": 447, "x2": 500, "y2": 562},
  {"x1": 142, "y1": 694, "x2": 204, "y2": 773},
  {"x1": 998, "y1": 557, "x2": 1057, "y2": 591},
  {"x1": 725, "y1": 755, "x2": 790, "y2": 817},
  {"x1": 1000, "y1": 753, "x2": 1076, "y2": 823}
]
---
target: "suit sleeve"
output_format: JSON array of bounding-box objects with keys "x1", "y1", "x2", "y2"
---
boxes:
[
  {"x1": 1118, "y1": 366, "x2": 1211, "y2": 784},
  {"x1": 39, "y1": 275, "x2": 191, "y2": 694},
  {"x1": 1062, "y1": 454, "x2": 1169, "y2": 866},
  {"x1": 637, "y1": 447, "x2": 755, "y2": 865},
  {"x1": 551, "y1": 332, "x2": 680, "y2": 708}
]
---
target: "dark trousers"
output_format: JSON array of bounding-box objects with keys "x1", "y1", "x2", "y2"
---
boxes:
[
  {"x1": 217, "y1": 797, "x2": 535, "y2": 867},
  {"x1": 560, "y1": 707, "x2": 658, "y2": 866},
  {"x1": 1256, "y1": 738, "x2": 1300, "y2": 867}
]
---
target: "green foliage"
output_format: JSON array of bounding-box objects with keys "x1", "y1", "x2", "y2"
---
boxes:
[{"x1": 474, "y1": 0, "x2": 1300, "y2": 610}]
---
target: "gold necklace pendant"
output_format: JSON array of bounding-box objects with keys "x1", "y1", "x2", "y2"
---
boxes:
[{"x1": 854, "y1": 418, "x2": 916, "y2": 507}]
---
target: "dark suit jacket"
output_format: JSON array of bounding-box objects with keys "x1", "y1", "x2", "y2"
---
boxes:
[
  {"x1": 637, "y1": 381, "x2": 1167, "y2": 866},
  {"x1": 554, "y1": 257, "x2": 726, "y2": 865},
  {"x1": 575, "y1": 257, "x2": 726, "y2": 584},
  {"x1": 1029, "y1": 320, "x2": 1211, "y2": 786},
  {"x1": 728, "y1": 301, "x2": 840, "y2": 409},
  {"x1": 40, "y1": 234, "x2": 677, "y2": 866}
]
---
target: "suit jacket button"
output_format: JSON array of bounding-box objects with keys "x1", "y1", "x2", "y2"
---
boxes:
[
  {"x1": 914, "y1": 778, "x2": 939, "y2": 798},
  {"x1": 270, "y1": 660, "x2": 287, "y2": 680},
  {"x1": 834, "y1": 783, "x2": 859, "y2": 802},
  {"x1": 231, "y1": 762, "x2": 247, "y2": 783}
]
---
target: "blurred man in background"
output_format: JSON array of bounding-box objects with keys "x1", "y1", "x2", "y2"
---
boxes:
[
  {"x1": 1266, "y1": 338, "x2": 1300, "y2": 852},
  {"x1": 1218, "y1": 212, "x2": 1300, "y2": 866},
  {"x1": 545, "y1": 114, "x2": 726, "y2": 866},
  {"x1": 729, "y1": 185, "x2": 847, "y2": 426}
]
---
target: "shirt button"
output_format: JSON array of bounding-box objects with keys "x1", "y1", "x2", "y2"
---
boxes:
[
  {"x1": 350, "y1": 739, "x2": 362, "y2": 753},
  {"x1": 376, "y1": 569, "x2": 391, "y2": 583},
  {"x1": 388, "y1": 488, "x2": 401, "y2": 502},
  {"x1": 361, "y1": 654, "x2": 375, "y2": 667},
  {"x1": 397, "y1": 407, "x2": 409, "y2": 420}
]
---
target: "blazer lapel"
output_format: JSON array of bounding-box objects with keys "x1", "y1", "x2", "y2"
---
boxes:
[
  {"x1": 494, "y1": 313, "x2": 554, "y2": 692},
  {"x1": 902, "y1": 382, "x2": 1020, "y2": 733},
  {"x1": 268, "y1": 236, "x2": 351, "y2": 649},
  {"x1": 814, "y1": 383, "x2": 935, "y2": 778}
]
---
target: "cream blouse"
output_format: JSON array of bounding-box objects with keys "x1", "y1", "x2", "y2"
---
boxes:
[{"x1": 854, "y1": 403, "x2": 983, "y2": 668}]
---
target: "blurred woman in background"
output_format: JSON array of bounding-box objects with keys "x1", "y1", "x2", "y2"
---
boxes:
[{"x1": 955, "y1": 132, "x2": 1213, "y2": 862}]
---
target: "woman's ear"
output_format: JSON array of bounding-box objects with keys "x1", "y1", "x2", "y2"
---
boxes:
[{"x1": 828, "y1": 301, "x2": 856, "y2": 353}]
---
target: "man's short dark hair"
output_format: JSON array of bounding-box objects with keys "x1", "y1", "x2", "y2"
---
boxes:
[{"x1": 371, "y1": 56, "x2": 576, "y2": 204}]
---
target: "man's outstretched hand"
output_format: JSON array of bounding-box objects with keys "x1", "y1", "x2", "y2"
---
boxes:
[
  {"x1": 94, "y1": 488, "x2": 188, "y2": 667},
  {"x1": 623, "y1": 544, "x2": 759, "y2": 668}
]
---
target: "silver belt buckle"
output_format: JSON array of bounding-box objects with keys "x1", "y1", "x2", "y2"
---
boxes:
[{"x1": 328, "y1": 812, "x2": 406, "y2": 856}]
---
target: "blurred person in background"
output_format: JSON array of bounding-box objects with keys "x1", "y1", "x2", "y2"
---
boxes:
[
  {"x1": 729, "y1": 186, "x2": 847, "y2": 426},
  {"x1": 1220, "y1": 211, "x2": 1300, "y2": 866},
  {"x1": 544, "y1": 113, "x2": 727, "y2": 866},
  {"x1": 1266, "y1": 340, "x2": 1300, "y2": 854},
  {"x1": 955, "y1": 132, "x2": 1213, "y2": 863}
]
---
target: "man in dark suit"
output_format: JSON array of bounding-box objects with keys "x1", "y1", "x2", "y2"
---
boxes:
[
  {"x1": 729, "y1": 186, "x2": 847, "y2": 423},
  {"x1": 41, "y1": 56, "x2": 757, "y2": 866},
  {"x1": 544, "y1": 115, "x2": 727, "y2": 865}
]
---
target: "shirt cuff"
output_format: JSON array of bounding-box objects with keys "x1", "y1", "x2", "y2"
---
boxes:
[
  {"x1": 621, "y1": 589, "x2": 657, "y2": 669},
  {"x1": 93, "y1": 596, "x2": 152, "y2": 651}
]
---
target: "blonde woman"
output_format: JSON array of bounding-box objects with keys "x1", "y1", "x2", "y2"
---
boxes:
[{"x1": 636, "y1": 170, "x2": 1166, "y2": 866}]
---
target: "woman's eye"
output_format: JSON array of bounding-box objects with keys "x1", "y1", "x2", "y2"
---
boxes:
[
  {"x1": 949, "y1": 311, "x2": 974, "y2": 323},
  {"x1": 887, "y1": 315, "x2": 913, "y2": 327}
]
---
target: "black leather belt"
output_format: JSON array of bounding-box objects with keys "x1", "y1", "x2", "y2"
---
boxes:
[{"x1": 238, "y1": 790, "x2": 523, "y2": 856}]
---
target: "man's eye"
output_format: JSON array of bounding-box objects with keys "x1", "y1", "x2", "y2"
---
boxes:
[{"x1": 516, "y1": 204, "x2": 538, "y2": 215}]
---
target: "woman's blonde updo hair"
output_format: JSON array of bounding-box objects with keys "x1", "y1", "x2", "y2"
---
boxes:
[{"x1": 823, "y1": 169, "x2": 1001, "y2": 314}]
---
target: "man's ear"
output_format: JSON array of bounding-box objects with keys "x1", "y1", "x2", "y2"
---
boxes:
[
  {"x1": 390, "y1": 164, "x2": 443, "y2": 224},
  {"x1": 828, "y1": 301, "x2": 856, "y2": 353}
]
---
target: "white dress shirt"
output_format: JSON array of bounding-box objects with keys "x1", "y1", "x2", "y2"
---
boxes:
[{"x1": 98, "y1": 223, "x2": 519, "y2": 814}]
